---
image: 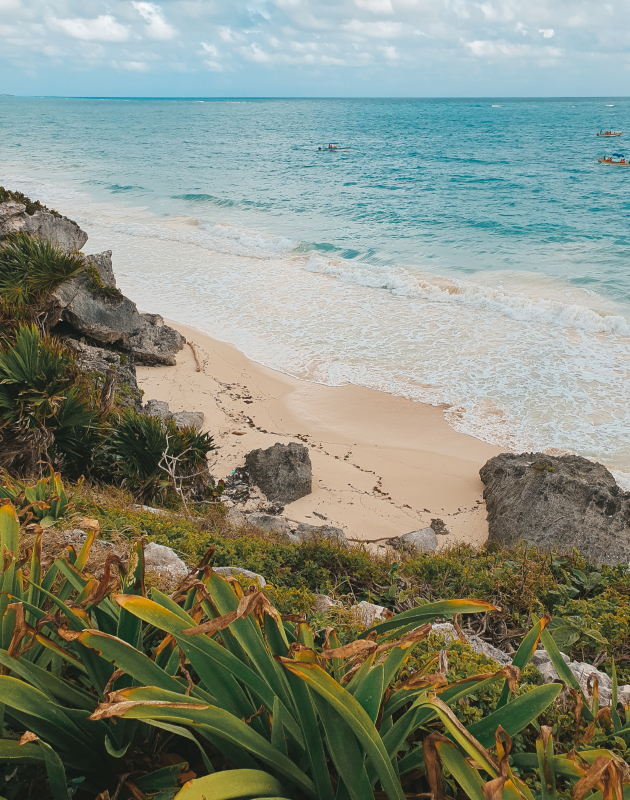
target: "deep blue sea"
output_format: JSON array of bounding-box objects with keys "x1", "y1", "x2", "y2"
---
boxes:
[{"x1": 2, "y1": 96, "x2": 630, "y2": 476}]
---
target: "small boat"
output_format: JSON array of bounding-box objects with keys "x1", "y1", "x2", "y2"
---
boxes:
[
  {"x1": 597, "y1": 129, "x2": 622, "y2": 137},
  {"x1": 317, "y1": 142, "x2": 351, "y2": 151},
  {"x1": 597, "y1": 153, "x2": 630, "y2": 166}
]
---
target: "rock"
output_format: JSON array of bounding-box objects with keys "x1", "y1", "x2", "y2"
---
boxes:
[
  {"x1": 85, "y1": 250, "x2": 116, "y2": 287},
  {"x1": 314, "y1": 594, "x2": 341, "y2": 613},
  {"x1": 144, "y1": 542, "x2": 188, "y2": 583},
  {"x1": 480, "y1": 453, "x2": 630, "y2": 566},
  {"x1": 144, "y1": 399, "x2": 204, "y2": 431},
  {"x1": 225, "y1": 508, "x2": 247, "y2": 527},
  {"x1": 245, "y1": 442, "x2": 312, "y2": 505},
  {"x1": 66, "y1": 340, "x2": 142, "y2": 409},
  {"x1": 351, "y1": 601, "x2": 393, "y2": 629},
  {"x1": 391, "y1": 527, "x2": 438, "y2": 553},
  {"x1": 247, "y1": 513, "x2": 291, "y2": 535},
  {"x1": 290, "y1": 522, "x2": 348, "y2": 548},
  {"x1": 431, "y1": 623, "x2": 511, "y2": 664},
  {"x1": 213, "y1": 567, "x2": 267, "y2": 587},
  {"x1": 0, "y1": 200, "x2": 88, "y2": 253},
  {"x1": 52, "y1": 254, "x2": 185, "y2": 366},
  {"x1": 133, "y1": 505, "x2": 169, "y2": 516},
  {"x1": 127, "y1": 313, "x2": 187, "y2": 367}
]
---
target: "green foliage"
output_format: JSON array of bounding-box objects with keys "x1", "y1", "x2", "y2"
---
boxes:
[
  {"x1": 0, "y1": 325, "x2": 98, "y2": 474},
  {"x1": 101, "y1": 409, "x2": 215, "y2": 503},
  {"x1": 0, "y1": 497, "x2": 628, "y2": 800},
  {"x1": 0, "y1": 232, "x2": 84, "y2": 313},
  {"x1": 84, "y1": 260, "x2": 123, "y2": 300},
  {"x1": 0, "y1": 468, "x2": 82, "y2": 526}
]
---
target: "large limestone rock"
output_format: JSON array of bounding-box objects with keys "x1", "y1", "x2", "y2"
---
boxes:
[
  {"x1": 67, "y1": 340, "x2": 142, "y2": 409},
  {"x1": 213, "y1": 566, "x2": 267, "y2": 587},
  {"x1": 245, "y1": 442, "x2": 312, "y2": 505},
  {"x1": 0, "y1": 200, "x2": 88, "y2": 253},
  {"x1": 53, "y1": 251, "x2": 186, "y2": 366},
  {"x1": 144, "y1": 542, "x2": 188, "y2": 584},
  {"x1": 289, "y1": 522, "x2": 348, "y2": 548},
  {"x1": 390, "y1": 527, "x2": 438, "y2": 554},
  {"x1": 246, "y1": 513, "x2": 291, "y2": 535},
  {"x1": 480, "y1": 453, "x2": 630, "y2": 566}
]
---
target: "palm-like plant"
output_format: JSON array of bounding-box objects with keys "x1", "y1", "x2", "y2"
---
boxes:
[
  {"x1": 102, "y1": 409, "x2": 214, "y2": 502},
  {"x1": 0, "y1": 326, "x2": 99, "y2": 473},
  {"x1": 0, "y1": 231, "x2": 84, "y2": 320}
]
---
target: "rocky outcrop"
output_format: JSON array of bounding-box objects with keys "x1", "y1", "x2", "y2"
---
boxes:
[
  {"x1": 0, "y1": 200, "x2": 87, "y2": 252},
  {"x1": 289, "y1": 522, "x2": 348, "y2": 547},
  {"x1": 67, "y1": 340, "x2": 142, "y2": 409},
  {"x1": 246, "y1": 512, "x2": 291, "y2": 535},
  {"x1": 245, "y1": 442, "x2": 312, "y2": 505},
  {"x1": 144, "y1": 542, "x2": 188, "y2": 585},
  {"x1": 390, "y1": 527, "x2": 438, "y2": 554},
  {"x1": 144, "y1": 399, "x2": 204, "y2": 431},
  {"x1": 53, "y1": 251, "x2": 186, "y2": 366},
  {"x1": 480, "y1": 453, "x2": 630, "y2": 567}
]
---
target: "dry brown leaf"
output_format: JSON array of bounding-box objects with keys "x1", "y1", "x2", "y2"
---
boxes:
[
  {"x1": 321, "y1": 639, "x2": 378, "y2": 660},
  {"x1": 19, "y1": 731, "x2": 39, "y2": 746},
  {"x1": 90, "y1": 699, "x2": 209, "y2": 721},
  {"x1": 423, "y1": 732, "x2": 449, "y2": 800}
]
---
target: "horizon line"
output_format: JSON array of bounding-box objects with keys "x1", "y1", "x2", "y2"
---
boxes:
[{"x1": 3, "y1": 94, "x2": 630, "y2": 101}]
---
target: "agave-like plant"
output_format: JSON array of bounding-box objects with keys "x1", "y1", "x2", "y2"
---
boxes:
[{"x1": 0, "y1": 499, "x2": 628, "y2": 800}]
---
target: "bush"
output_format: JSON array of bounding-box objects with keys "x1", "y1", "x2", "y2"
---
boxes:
[{"x1": 100, "y1": 409, "x2": 215, "y2": 503}]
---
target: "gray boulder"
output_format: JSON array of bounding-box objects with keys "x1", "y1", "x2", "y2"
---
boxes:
[
  {"x1": 480, "y1": 453, "x2": 630, "y2": 567},
  {"x1": 67, "y1": 340, "x2": 142, "y2": 409},
  {"x1": 144, "y1": 542, "x2": 188, "y2": 584},
  {"x1": 247, "y1": 513, "x2": 291, "y2": 535},
  {"x1": 245, "y1": 442, "x2": 312, "y2": 505},
  {"x1": 290, "y1": 522, "x2": 348, "y2": 548},
  {"x1": 391, "y1": 527, "x2": 438, "y2": 554},
  {"x1": 53, "y1": 255, "x2": 186, "y2": 366},
  {"x1": 144, "y1": 399, "x2": 204, "y2": 431},
  {"x1": 213, "y1": 566, "x2": 267, "y2": 587},
  {"x1": 0, "y1": 200, "x2": 88, "y2": 253}
]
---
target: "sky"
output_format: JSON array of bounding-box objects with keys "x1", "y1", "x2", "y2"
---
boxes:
[{"x1": 1, "y1": 0, "x2": 630, "y2": 97}]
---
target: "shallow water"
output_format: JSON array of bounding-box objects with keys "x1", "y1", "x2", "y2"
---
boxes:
[{"x1": 2, "y1": 96, "x2": 630, "y2": 476}]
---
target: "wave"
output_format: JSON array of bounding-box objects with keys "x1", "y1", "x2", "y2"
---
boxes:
[{"x1": 303, "y1": 256, "x2": 630, "y2": 337}]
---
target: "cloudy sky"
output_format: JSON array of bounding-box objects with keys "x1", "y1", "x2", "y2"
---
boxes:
[{"x1": 1, "y1": 0, "x2": 629, "y2": 97}]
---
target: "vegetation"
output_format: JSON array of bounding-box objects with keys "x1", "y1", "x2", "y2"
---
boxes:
[
  {"x1": 0, "y1": 186, "x2": 77, "y2": 224},
  {"x1": 1, "y1": 498, "x2": 628, "y2": 800}
]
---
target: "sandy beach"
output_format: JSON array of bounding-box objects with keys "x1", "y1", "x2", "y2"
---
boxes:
[{"x1": 136, "y1": 321, "x2": 502, "y2": 547}]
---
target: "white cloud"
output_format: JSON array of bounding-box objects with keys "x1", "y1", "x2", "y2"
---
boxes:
[
  {"x1": 204, "y1": 59, "x2": 223, "y2": 70},
  {"x1": 132, "y1": 2, "x2": 177, "y2": 40},
  {"x1": 354, "y1": 0, "x2": 394, "y2": 13},
  {"x1": 49, "y1": 14, "x2": 129, "y2": 42},
  {"x1": 342, "y1": 19, "x2": 403, "y2": 37},
  {"x1": 465, "y1": 39, "x2": 562, "y2": 58},
  {"x1": 539, "y1": 28, "x2": 554, "y2": 38},
  {"x1": 378, "y1": 44, "x2": 399, "y2": 59},
  {"x1": 201, "y1": 41, "x2": 219, "y2": 56},
  {"x1": 121, "y1": 60, "x2": 150, "y2": 71}
]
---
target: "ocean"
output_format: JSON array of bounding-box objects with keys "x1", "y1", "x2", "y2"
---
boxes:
[{"x1": 2, "y1": 96, "x2": 630, "y2": 479}]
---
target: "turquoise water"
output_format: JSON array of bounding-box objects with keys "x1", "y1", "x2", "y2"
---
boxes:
[{"x1": 2, "y1": 96, "x2": 630, "y2": 474}]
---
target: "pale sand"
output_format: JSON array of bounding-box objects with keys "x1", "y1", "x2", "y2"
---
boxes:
[{"x1": 136, "y1": 322, "x2": 503, "y2": 547}]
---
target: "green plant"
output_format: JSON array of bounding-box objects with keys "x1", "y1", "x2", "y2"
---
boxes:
[
  {"x1": 0, "y1": 325, "x2": 99, "y2": 474},
  {"x1": 101, "y1": 409, "x2": 215, "y2": 503},
  {"x1": 0, "y1": 232, "x2": 84, "y2": 322},
  {"x1": 84, "y1": 261, "x2": 123, "y2": 301},
  {"x1": 0, "y1": 468, "x2": 82, "y2": 526},
  {"x1": 0, "y1": 187, "x2": 77, "y2": 224}
]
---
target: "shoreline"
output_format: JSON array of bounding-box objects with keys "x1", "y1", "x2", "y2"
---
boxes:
[{"x1": 136, "y1": 321, "x2": 503, "y2": 546}]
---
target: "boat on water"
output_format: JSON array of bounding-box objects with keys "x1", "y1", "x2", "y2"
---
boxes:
[
  {"x1": 597, "y1": 129, "x2": 622, "y2": 137},
  {"x1": 597, "y1": 153, "x2": 630, "y2": 166},
  {"x1": 318, "y1": 142, "x2": 351, "y2": 151}
]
